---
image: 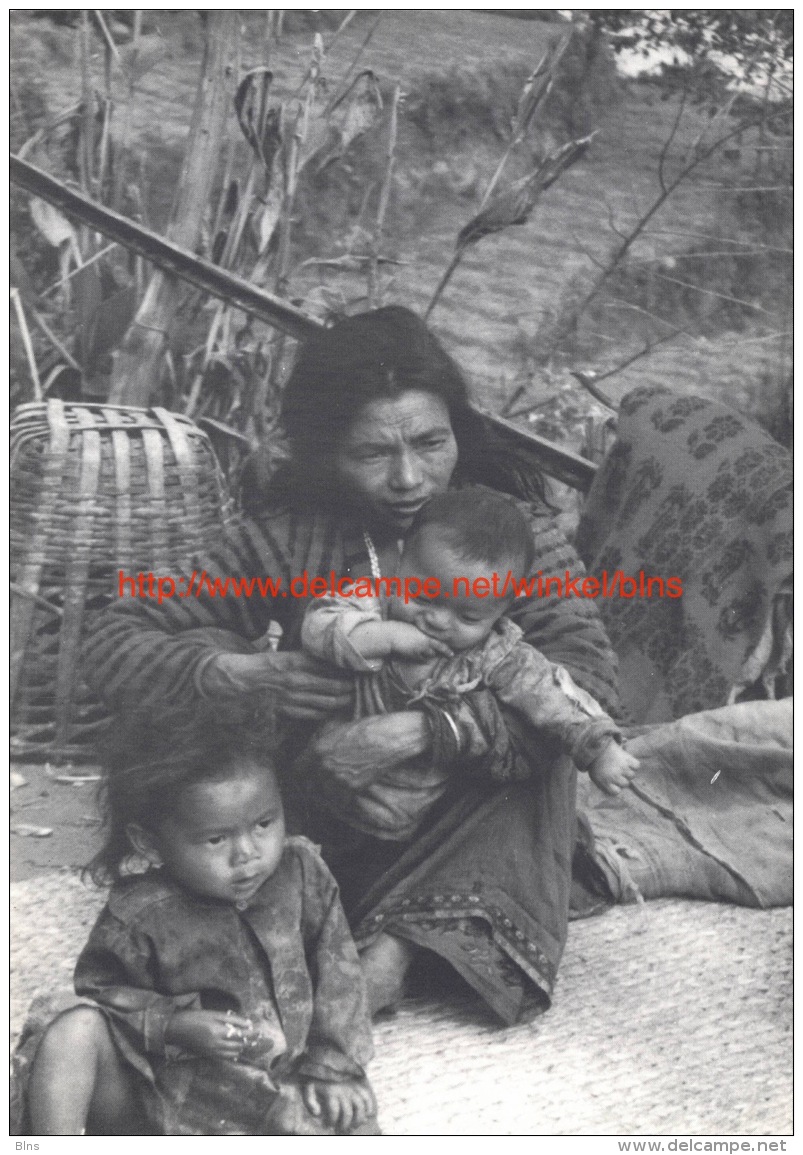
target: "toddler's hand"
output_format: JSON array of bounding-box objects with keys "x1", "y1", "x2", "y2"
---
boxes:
[
  {"x1": 164, "y1": 1009, "x2": 254, "y2": 1061},
  {"x1": 588, "y1": 742, "x2": 640, "y2": 796},
  {"x1": 386, "y1": 621, "x2": 453, "y2": 661},
  {"x1": 302, "y1": 1078, "x2": 376, "y2": 1133}
]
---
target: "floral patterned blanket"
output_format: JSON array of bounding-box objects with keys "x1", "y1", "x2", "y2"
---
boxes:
[{"x1": 576, "y1": 385, "x2": 792, "y2": 723}]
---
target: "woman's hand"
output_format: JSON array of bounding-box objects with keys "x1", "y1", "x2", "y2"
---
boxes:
[
  {"x1": 208, "y1": 650, "x2": 353, "y2": 720},
  {"x1": 311, "y1": 712, "x2": 431, "y2": 789},
  {"x1": 302, "y1": 1078, "x2": 376, "y2": 1133},
  {"x1": 164, "y1": 1009, "x2": 254, "y2": 1061},
  {"x1": 588, "y1": 742, "x2": 640, "y2": 796}
]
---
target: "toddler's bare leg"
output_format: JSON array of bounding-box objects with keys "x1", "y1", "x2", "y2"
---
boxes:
[
  {"x1": 360, "y1": 933, "x2": 417, "y2": 1015},
  {"x1": 28, "y1": 1007, "x2": 145, "y2": 1135}
]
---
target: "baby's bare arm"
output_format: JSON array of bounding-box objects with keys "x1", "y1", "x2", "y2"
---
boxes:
[{"x1": 350, "y1": 619, "x2": 452, "y2": 660}]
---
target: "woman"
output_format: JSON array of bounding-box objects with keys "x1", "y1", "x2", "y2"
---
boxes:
[{"x1": 84, "y1": 306, "x2": 621, "y2": 1027}]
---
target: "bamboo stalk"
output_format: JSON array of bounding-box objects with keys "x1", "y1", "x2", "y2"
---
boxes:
[
  {"x1": 369, "y1": 83, "x2": 400, "y2": 307},
  {"x1": 10, "y1": 288, "x2": 42, "y2": 400}
]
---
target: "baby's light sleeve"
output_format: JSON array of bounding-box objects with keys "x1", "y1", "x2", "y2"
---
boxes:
[
  {"x1": 485, "y1": 641, "x2": 622, "y2": 772},
  {"x1": 301, "y1": 594, "x2": 385, "y2": 672}
]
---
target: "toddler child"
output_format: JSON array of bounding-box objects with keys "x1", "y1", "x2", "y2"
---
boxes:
[
  {"x1": 13, "y1": 716, "x2": 378, "y2": 1136},
  {"x1": 302, "y1": 488, "x2": 639, "y2": 839}
]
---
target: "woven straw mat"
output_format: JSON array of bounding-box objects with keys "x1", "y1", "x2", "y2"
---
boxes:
[{"x1": 10, "y1": 873, "x2": 791, "y2": 1135}]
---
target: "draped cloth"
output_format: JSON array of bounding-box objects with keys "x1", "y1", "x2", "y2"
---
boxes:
[
  {"x1": 573, "y1": 386, "x2": 792, "y2": 912},
  {"x1": 577, "y1": 699, "x2": 792, "y2": 909},
  {"x1": 576, "y1": 385, "x2": 793, "y2": 723}
]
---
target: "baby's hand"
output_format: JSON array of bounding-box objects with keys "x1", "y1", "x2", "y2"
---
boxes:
[
  {"x1": 302, "y1": 1078, "x2": 376, "y2": 1133},
  {"x1": 588, "y1": 742, "x2": 640, "y2": 796},
  {"x1": 385, "y1": 621, "x2": 453, "y2": 661},
  {"x1": 164, "y1": 1009, "x2": 254, "y2": 1061}
]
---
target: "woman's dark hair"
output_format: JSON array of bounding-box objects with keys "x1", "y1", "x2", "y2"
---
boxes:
[
  {"x1": 85, "y1": 712, "x2": 277, "y2": 886},
  {"x1": 258, "y1": 306, "x2": 548, "y2": 511},
  {"x1": 409, "y1": 488, "x2": 537, "y2": 576}
]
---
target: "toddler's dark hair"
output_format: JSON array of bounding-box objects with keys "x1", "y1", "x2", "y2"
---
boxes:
[
  {"x1": 408, "y1": 488, "x2": 536, "y2": 576},
  {"x1": 85, "y1": 711, "x2": 277, "y2": 886}
]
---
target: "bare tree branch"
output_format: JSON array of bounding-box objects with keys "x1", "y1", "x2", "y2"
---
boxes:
[{"x1": 657, "y1": 88, "x2": 687, "y2": 196}]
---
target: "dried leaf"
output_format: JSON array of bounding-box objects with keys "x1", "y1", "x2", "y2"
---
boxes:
[
  {"x1": 11, "y1": 823, "x2": 53, "y2": 838},
  {"x1": 513, "y1": 34, "x2": 572, "y2": 139},
  {"x1": 302, "y1": 71, "x2": 383, "y2": 174},
  {"x1": 330, "y1": 71, "x2": 383, "y2": 153},
  {"x1": 85, "y1": 285, "x2": 138, "y2": 373},
  {"x1": 30, "y1": 197, "x2": 75, "y2": 248},
  {"x1": 234, "y1": 69, "x2": 283, "y2": 176},
  {"x1": 255, "y1": 183, "x2": 284, "y2": 255},
  {"x1": 456, "y1": 135, "x2": 594, "y2": 250}
]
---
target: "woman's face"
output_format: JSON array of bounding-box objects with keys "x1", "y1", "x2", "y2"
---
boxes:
[{"x1": 334, "y1": 391, "x2": 459, "y2": 534}]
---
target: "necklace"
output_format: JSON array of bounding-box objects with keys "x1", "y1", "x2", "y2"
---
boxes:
[
  {"x1": 362, "y1": 531, "x2": 404, "y2": 581},
  {"x1": 362, "y1": 530, "x2": 381, "y2": 580}
]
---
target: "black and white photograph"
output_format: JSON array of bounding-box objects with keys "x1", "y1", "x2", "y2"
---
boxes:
[{"x1": 10, "y1": 7, "x2": 792, "y2": 1139}]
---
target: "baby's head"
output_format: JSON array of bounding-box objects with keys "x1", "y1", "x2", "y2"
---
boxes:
[
  {"x1": 88, "y1": 714, "x2": 285, "y2": 907},
  {"x1": 390, "y1": 488, "x2": 535, "y2": 652}
]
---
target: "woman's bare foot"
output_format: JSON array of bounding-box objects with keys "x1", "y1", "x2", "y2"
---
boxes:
[{"x1": 359, "y1": 933, "x2": 417, "y2": 1015}]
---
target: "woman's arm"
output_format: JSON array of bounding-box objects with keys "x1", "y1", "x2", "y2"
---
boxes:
[
  {"x1": 83, "y1": 512, "x2": 352, "y2": 721},
  {"x1": 309, "y1": 689, "x2": 533, "y2": 790}
]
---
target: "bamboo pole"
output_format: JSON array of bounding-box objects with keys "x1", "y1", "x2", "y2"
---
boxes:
[
  {"x1": 11, "y1": 155, "x2": 319, "y2": 343},
  {"x1": 9, "y1": 165, "x2": 597, "y2": 491}
]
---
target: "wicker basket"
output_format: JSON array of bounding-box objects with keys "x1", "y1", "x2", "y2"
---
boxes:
[{"x1": 10, "y1": 400, "x2": 236, "y2": 763}]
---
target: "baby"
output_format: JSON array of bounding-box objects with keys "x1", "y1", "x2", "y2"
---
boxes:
[
  {"x1": 302, "y1": 488, "x2": 639, "y2": 840},
  {"x1": 14, "y1": 715, "x2": 378, "y2": 1136}
]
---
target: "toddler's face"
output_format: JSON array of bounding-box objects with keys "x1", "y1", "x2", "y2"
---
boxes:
[
  {"x1": 148, "y1": 759, "x2": 286, "y2": 907},
  {"x1": 389, "y1": 526, "x2": 516, "y2": 652}
]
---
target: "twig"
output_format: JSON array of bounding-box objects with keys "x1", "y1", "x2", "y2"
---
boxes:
[
  {"x1": 548, "y1": 108, "x2": 788, "y2": 351},
  {"x1": 10, "y1": 288, "x2": 42, "y2": 399},
  {"x1": 424, "y1": 250, "x2": 463, "y2": 322},
  {"x1": 478, "y1": 34, "x2": 571, "y2": 212},
  {"x1": 92, "y1": 10, "x2": 121, "y2": 61},
  {"x1": 579, "y1": 327, "x2": 681, "y2": 390},
  {"x1": 604, "y1": 196, "x2": 628, "y2": 242},
  {"x1": 10, "y1": 583, "x2": 63, "y2": 618},
  {"x1": 570, "y1": 371, "x2": 615, "y2": 410},
  {"x1": 657, "y1": 88, "x2": 687, "y2": 196},
  {"x1": 325, "y1": 9, "x2": 357, "y2": 53},
  {"x1": 649, "y1": 270, "x2": 771, "y2": 313},
  {"x1": 644, "y1": 228, "x2": 791, "y2": 251},
  {"x1": 41, "y1": 241, "x2": 119, "y2": 297},
  {"x1": 79, "y1": 12, "x2": 95, "y2": 199},
  {"x1": 326, "y1": 11, "x2": 384, "y2": 113},
  {"x1": 647, "y1": 248, "x2": 790, "y2": 260},
  {"x1": 603, "y1": 298, "x2": 695, "y2": 339},
  {"x1": 30, "y1": 307, "x2": 81, "y2": 372},
  {"x1": 369, "y1": 83, "x2": 400, "y2": 307},
  {"x1": 112, "y1": 9, "x2": 141, "y2": 210}
]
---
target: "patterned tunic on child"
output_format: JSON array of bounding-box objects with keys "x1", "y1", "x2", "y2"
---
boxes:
[{"x1": 11, "y1": 837, "x2": 376, "y2": 1136}]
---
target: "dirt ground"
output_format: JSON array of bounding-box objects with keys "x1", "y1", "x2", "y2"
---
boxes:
[{"x1": 11, "y1": 764, "x2": 103, "y2": 884}]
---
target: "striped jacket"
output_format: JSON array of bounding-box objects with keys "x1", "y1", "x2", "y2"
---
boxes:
[{"x1": 83, "y1": 491, "x2": 621, "y2": 722}]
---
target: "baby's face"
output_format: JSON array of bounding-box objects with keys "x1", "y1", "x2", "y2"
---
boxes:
[
  {"x1": 151, "y1": 760, "x2": 286, "y2": 908},
  {"x1": 389, "y1": 526, "x2": 515, "y2": 652}
]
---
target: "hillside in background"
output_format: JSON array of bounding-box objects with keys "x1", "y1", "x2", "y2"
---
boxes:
[{"x1": 10, "y1": 10, "x2": 791, "y2": 463}]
